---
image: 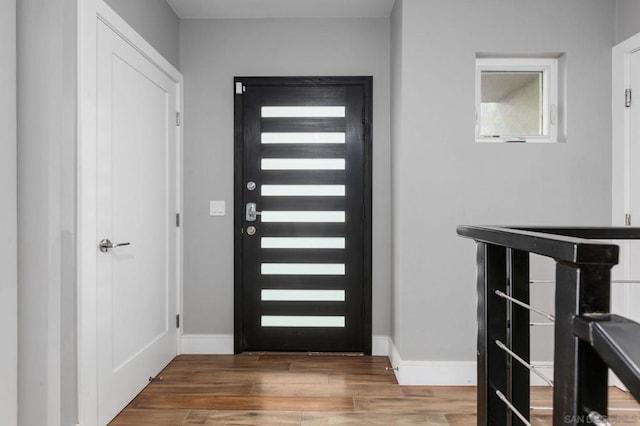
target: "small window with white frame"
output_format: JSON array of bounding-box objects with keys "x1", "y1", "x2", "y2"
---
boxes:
[{"x1": 476, "y1": 57, "x2": 558, "y2": 143}]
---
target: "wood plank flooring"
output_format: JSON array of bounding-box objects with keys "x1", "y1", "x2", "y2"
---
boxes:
[{"x1": 110, "y1": 354, "x2": 640, "y2": 425}]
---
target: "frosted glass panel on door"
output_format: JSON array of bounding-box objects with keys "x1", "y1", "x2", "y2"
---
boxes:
[
  {"x1": 262, "y1": 185, "x2": 345, "y2": 197},
  {"x1": 261, "y1": 316, "x2": 346, "y2": 328},
  {"x1": 261, "y1": 211, "x2": 345, "y2": 223},
  {"x1": 261, "y1": 106, "x2": 345, "y2": 118},
  {"x1": 261, "y1": 132, "x2": 346, "y2": 144},
  {"x1": 261, "y1": 237, "x2": 346, "y2": 249},
  {"x1": 261, "y1": 159, "x2": 345, "y2": 170},
  {"x1": 261, "y1": 289, "x2": 346, "y2": 301},
  {"x1": 261, "y1": 263, "x2": 346, "y2": 275}
]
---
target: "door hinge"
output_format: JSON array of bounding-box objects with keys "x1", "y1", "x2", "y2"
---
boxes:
[
  {"x1": 176, "y1": 112, "x2": 181, "y2": 126},
  {"x1": 176, "y1": 314, "x2": 180, "y2": 328},
  {"x1": 176, "y1": 213, "x2": 180, "y2": 227},
  {"x1": 626, "y1": 213, "x2": 632, "y2": 226},
  {"x1": 235, "y1": 82, "x2": 245, "y2": 95},
  {"x1": 626, "y1": 89, "x2": 632, "y2": 108}
]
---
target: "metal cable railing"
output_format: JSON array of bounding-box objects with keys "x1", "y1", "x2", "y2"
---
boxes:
[
  {"x1": 495, "y1": 290, "x2": 556, "y2": 322},
  {"x1": 496, "y1": 389, "x2": 532, "y2": 426},
  {"x1": 457, "y1": 226, "x2": 640, "y2": 426},
  {"x1": 495, "y1": 340, "x2": 554, "y2": 387}
]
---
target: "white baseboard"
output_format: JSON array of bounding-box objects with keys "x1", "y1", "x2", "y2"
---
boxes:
[
  {"x1": 388, "y1": 339, "x2": 558, "y2": 386},
  {"x1": 180, "y1": 334, "x2": 234, "y2": 354},
  {"x1": 400, "y1": 360, "x2": 477, "y2": 386},
  {"x1": 372, "y1": 335, "x2": 390, "y2": 356},
  {"x1": 180, "y1": 334, "x2": 390, "y2": 356},
  {"x1": 388, "y1": 339, "x2": 476, "y2": 385},
  {"x1": 611, "y1": 370, "x2": 628, "y2": 390}
]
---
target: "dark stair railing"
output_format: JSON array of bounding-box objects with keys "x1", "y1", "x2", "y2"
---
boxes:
[{"x1": 457, "y1": 226, "x2": 640, "y2": 426}]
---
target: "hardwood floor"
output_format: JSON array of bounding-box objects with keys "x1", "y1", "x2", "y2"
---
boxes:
[{"x1": 110, "y1": 354, "x2": 640, "y2": 425}]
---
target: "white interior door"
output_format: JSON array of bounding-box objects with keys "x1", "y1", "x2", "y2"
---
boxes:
[{"x1": 96, "y1": 20, "x2": 179, "y2": 424}]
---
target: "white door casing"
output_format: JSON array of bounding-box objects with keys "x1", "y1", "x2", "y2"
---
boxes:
[
  {"x1": 612, "y1": 32, "x2": 640, "y2": 391},
  {"x1": 613, "y1": 33, "x2": 640, "y2": 317},
  {"x1": 625, "y1": 49, "x2": 640, "y2": 326},
  {"x1": 630, "y1": 50, "x2": 640, "y2": 325},
  {"x1": 79, "y1": 2, "x2": 183, "y2": 424}
]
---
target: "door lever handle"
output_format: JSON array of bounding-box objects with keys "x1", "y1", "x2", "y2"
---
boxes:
[
  {"x1": 99, "y1": 239, "x2": 131, "y2": 253},
  {"x1": 246, "y1": 202, "x2": 262, "y2": 222}
]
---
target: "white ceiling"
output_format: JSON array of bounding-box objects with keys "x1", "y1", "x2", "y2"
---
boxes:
[{"x1": 166, "y1": 0, "x2": 396, "y2": 19}]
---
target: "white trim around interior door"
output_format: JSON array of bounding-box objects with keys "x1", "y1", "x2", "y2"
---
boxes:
[
  {"x1": 612, "y1": 31, "x2": 640, "y2": 319},
  {"x1": 612, "y1": 30, "x2": 640, "y2": 391},
  {"x1": 77, "y1": 1, "x2": 183, "y2": 424}
]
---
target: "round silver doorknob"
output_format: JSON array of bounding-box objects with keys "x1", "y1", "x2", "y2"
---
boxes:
[
  {"x1": 246, "y1": 226, "x2": 256, "y2": 236},
  {"x1": 99, "y1": 238, "x2": 131, "y2": 253}
]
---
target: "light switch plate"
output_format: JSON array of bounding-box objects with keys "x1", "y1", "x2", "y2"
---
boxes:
[{"x1": 209, "y1": 200, "x2": 225, "y2": 216}]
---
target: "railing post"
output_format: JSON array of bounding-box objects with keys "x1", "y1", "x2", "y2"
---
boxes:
[
  {"x1": 477, "y1": 243, "x2": 508, "y2": 426},
  {"x1": 553, "y1": 262, "x2": 612, "y2": 425},
  {"x1": 507, "y1": 249, "x2": 530, "y2": 425}
]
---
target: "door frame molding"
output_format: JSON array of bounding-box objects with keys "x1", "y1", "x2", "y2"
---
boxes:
[
  {"x1": 612, "y1": 31, "x2": 640, "y2": 309},
  {"x1": 233, "y1": 76, "x2": 373, "y2": 355},
  {"x1": 612, "y1": 31, "x2": 640, "y2": 389},
  {"x1": 77, "y1": 2, "x2": 183, "y2": 423}
]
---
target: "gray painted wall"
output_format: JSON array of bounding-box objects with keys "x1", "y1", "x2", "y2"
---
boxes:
[
  {"x1": 180, "y1": 18, "x2": 391, "y2": 337},
  {"x1": 616, "y1": 0, "x2": 640, "y2": 44},
  {"x1": 391, "y1": 0, "x2": 615, "y2": 361},
  {"x1": 17, "y1": 0, "x2": 77, "y2": 424},
  {"x1": 104, "y1": 0, "x2": 181, "y2": 69},
  {"x1": 1, "y1": 0, "x2": 17, "y2": 424}
]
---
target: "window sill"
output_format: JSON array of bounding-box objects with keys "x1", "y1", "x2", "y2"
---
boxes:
[{"x1": 476, "y1": 137, "x2": 559, "y2": 144}]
